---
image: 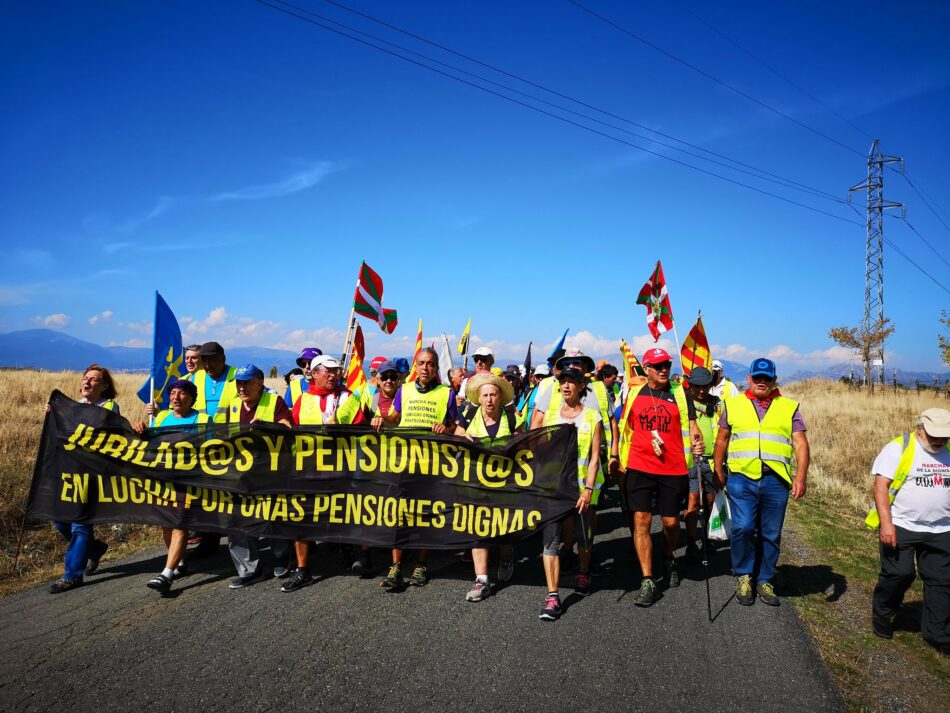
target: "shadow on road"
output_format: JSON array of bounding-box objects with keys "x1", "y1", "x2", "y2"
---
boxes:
[{"x1": 773, "y1": 563, "x2": 848, "y2": 602}]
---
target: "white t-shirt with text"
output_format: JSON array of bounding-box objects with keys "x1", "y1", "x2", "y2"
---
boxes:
[{"x1": 871, "y1": 436, "x2": 950, "y2": 533}]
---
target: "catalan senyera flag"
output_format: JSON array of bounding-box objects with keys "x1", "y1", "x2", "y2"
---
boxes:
[
  {"x1": 353, "y1": 262, "x2": 398, "y2": 334},
  {"x1": 457, "y1": 317, "x2": 471, "y2": 355},
  {"x1": 137, "y1": 292, "x2": 184, "y2": 407},
  {"x1": 680, "y1": 314, "x2": 712, "y2": 379},
  {"x1": 636, "y1": 260, "x2": 674, "y2": 341},
  {"x1": 406, "y1": 318, "x2": 424, "y2": 382},
  {"x1": 344, "y1": 324, "x2": 367, "y2": 395},
  {"x1": 619, "y1": 339, "x2": 645, "y2": 381}
]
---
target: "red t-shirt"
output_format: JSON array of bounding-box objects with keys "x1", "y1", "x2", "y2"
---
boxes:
[{"x1": 625, "y1": 383, "x2": 696, "y2": 476}]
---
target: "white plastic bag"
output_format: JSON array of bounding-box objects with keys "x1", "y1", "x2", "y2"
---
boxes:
[{"x1": 707, "y1": 490, "x2": 732, "y2": 541}]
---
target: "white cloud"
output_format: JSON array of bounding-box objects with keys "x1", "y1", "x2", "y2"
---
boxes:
[
  {"x1": 108, "y1": 338, "x2": 149, "y2": 348},
  {"x1": 210, "y1": 161, "x2": 338, "y2": 202},
  {"x1": 122, "y1": 320, "x2": 153, "y2": 335},
  {"x1": 88, "y1": 310, "x2": 114, "y2": 326},
  {"x1": 31, "y1": 313, "x2": 69, "y2": 328}
]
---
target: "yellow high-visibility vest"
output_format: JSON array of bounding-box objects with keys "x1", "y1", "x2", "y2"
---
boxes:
[
  {"x1": 296, "y1": 390, "x2": 347, "y2": 425},
  {"x1": 724, "y1": 395, "x2": 798, "y2": 484},
  {"x1": 465, "y1": 407, "x2": 516, "y2": 440},
  {"x1": 545, "y1": 405, "x2": 604, "y2": 504},
  {"x1": 193, "y1": 367, "x2": 238, "y2": 423},
  {"x1": 619, "y1": 383, "x2": 693, "y2": 469},
  {"x1": 228, "y1": 391, "x2": 279, "y2": 423},
  {"x1": 398, "y1": 383, "x2": 451, "y2": 429},
  {"x1": 590, "y1": 380, "x2": 614, "y2": 444},
  {"x1": 865, "y1": 433, "x2": 950, "y2": 528}
]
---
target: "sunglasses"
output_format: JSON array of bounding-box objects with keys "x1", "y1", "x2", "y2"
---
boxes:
[
  {"x1": 379, "y1": 372, "x2": 399, "y2": 382},
  {"x1": 559, "y1": 359, "x2": 584, "y2": 369},
  {"x1": 750, "y1": 374, "x2": 774, "y2": 383},
  {"x1": 647, "y1": 361, "x2": 672, "y2": 370},
  {"x1": 473, "y1": 356, "x2": 490, "y2": 362}
]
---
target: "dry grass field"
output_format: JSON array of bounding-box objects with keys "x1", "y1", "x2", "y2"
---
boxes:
[{"x1": 1, "y1": 370, "x2": 947, "y2": 709}]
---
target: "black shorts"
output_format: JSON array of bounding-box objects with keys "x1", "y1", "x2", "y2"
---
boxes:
[{"x1": 626, "y1": 469, "x2": 689, "y2": 517}]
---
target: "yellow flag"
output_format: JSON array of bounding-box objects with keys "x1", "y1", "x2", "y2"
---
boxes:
[
  {"x1": 457, "y1": 317, "x2": 471, "y2": 355},
  {"x1": 407, "y1": 318, "x2": 424, "y2": 382}
]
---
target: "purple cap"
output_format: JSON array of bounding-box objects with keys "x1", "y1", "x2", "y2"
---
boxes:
[{"x1": 296, "y1": 347, "x2": 322, "y2": 368}]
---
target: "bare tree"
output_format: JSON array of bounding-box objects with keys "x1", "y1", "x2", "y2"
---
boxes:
[{"x1": 828, "y1": 317, "x2": 895, "y2": 390}]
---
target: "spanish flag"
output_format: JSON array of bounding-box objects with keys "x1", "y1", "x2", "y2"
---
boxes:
[
  {"x1": 406, "y1": 318, "x2": 424, "y2": 382},
  {"x1": 457, "y1": 317, "x2": 471, "y2": 355},
  {"x1": 680, "y1": 314, "x2": 711, "y2": 378}
]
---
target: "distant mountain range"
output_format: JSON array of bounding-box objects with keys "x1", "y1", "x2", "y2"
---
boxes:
[{"x1": 1, "y1": 329, "x2": 947, "y2": 386}]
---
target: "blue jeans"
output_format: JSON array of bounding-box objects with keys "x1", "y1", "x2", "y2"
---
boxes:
[
  {"x1": 55, "y1": 522, "x2": 92, "y2": 581},
  {"x1": 727, "y1": 472, "x2": 790, "y2": 584}
]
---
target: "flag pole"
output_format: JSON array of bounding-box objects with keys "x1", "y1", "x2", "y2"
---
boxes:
[
  {"x1": 340, "y1": 306, "x2": 357, "y2": 371},
  {"x1": 148, "y1": 291, "x2": 158, "y2": 427}
]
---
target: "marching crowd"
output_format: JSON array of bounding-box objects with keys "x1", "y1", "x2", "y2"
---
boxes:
[{"x1": 45, "y1": 339, "x2": 949, "y2": 652}]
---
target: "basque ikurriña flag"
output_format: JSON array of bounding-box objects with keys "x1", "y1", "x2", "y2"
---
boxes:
[
  {"x1": 137, "y1": 292, "x2": 184, "y2": 407},
  {"x1": 636, "y1": 260, "x2": 674, "y2": 341},
  {"x1": 353, "y1": 262, "x2": 398, "y2": 334}
]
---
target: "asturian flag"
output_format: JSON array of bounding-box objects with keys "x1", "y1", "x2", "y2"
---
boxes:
[{"x1": 137, "y1": 292, "x2": 184, "y2": 407}]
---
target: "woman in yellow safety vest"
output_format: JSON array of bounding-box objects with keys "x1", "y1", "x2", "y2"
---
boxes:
[
  {"x1": 532, "y1": 365, "x2": 602, "y2": 621},
  {"x1": 454, "y1": 373, "x2": 522, "y2": 603}
]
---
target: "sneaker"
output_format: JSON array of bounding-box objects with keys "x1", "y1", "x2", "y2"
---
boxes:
[
  {"x1": 380, "y1": 563, "x2": 403, "y2": 589},
  {"x1": 351, "y1": 552, "x2": 373, "y2": 577},
  {"x1": 279, "y1": 568, "x2": 313, "y2": 593},
  {"x1": 187, "y1": 533, "x2": 202, "y2": 545},
  {"x1": 872, "y1": 614, "x2": 893, "y2": 640},
  {"x1": 497, "y1": 557, "x2": 514, "y2": 583},
  {"x1": 146, "y1": 573, "x2": 172, "y2": 595},
  {"x1": 633, "y1": 577, "x2": 658, "y2": 607},
  {"x1": 229, "y1": 570, "x2": 263, "y2": 589},
  {"x1": 736, "y1": 575, "x2": 754, "y2": 606},
  {"x1": 575, "y1": 571, "x2": 592, "y2": 597},
  {"x1": 273, "y1": 565, "x2": 290, "y2": 579},
  {"x1": 757, "y1": 581, "x2": 780, "y2": 607},
  {"x1": 84, "y1": 540, "x2": 108, "y2": 576},
  {"x1": 409, "y1": 564, "x2": 429, "y2": 586},
  {"x1": 538, "y1": 593, "x2": 561, "y2": 620},
  {"x1": 466, "y1": 579, "x2": 491, "y2": 602},
  {"x1": 664, "y1": 558, "x2": 680, "y2": 588},
  {"x1": 48, "y1": 578, "x2": 81, "y2": 594}
]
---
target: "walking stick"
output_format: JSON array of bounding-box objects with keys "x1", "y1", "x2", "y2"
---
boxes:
[{"x1": 694, "y1": 462, "x2": 713, "y2": 623}]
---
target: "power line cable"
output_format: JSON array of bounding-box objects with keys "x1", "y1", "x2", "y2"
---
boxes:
[
  {"x1": 253, "y1": 0, "x2": 862, "y2": 225},
  {"x1": 900, "y1": 172, "x2": 950, "y2": 237},
  {"x1": 566, "y1": 0, "x2": 865, "y2": 158},
  {"x1": 275, "y1": 0, "x2": 846, "y2": 205},
  {"x1": 892, "y1": 215, "x2": 950, "y2": 270},
  {"x1": 317, "y1": 0, "x2": 846, "y2": 204},
  {"x1": 669, "y1": 0, "x2": 873, "y2": 142}
]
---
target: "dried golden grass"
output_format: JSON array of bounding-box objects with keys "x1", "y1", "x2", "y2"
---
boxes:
[{"x1": 783, "y1": 379, "x2": 948, "y2": 514}]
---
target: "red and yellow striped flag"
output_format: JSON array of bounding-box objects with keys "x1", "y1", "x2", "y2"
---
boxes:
[
  {"x1": 344, "y1": 324, "x2": 367, "y2": 394},
  {"x1": 619, "y1": 339, "x2": 644, "y2": 381},
  {"x1": 680, "y1": 315, "x2": 711, "y2": 378},
  {"x1": 406, "y1": 318, "x2": 424, "y2": 382}
]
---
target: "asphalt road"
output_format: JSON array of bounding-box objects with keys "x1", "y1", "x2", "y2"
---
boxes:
[{"x1": 0, "y1": 498, "x2": 841, "y2": 713}]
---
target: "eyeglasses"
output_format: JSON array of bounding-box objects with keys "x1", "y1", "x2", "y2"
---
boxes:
[
  {"x1": 647, "y1": 361, "x2": 672, "y2": 371},
  {"x1": 379, "y1": 372, "x2": 398, "y2": 382},
  {"x1": 473, "y1": 356, "x2": 489, "y2": 363}
]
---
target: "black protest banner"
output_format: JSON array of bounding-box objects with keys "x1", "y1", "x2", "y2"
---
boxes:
[{"x1": 27, "y1": 391, "x2": 580, "y2": 549}]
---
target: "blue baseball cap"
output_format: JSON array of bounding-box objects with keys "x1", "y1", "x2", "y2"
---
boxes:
[
  {"x1": 749, "y1": 358, "x2": 776, "y2": 379},
  {"x1": 234, "y1": 364, "x2": 264, "y2": 381},
  {"x1": 394, "y1": 357, "x2": 411, "y2": 374},
  {"x1": 296, "y1": 347, "x2": 322, "y2": 368},
  {"x1": 377, "y1": 360, "x2": 400, "y2": 376}
]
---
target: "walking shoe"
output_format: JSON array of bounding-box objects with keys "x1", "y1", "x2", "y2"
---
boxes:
[
  {"x1": 351, "y1": 551, "x2": 373, "y2": 577},
  {"x1": 409, "y1": 564, "x2": 429, "y2": 586},
  {"x1": 664, "y1": 558, "x2": 680, "y2": 588},
  {"x1": 575, "y1": 571, "x2": 592, "y2": 597},
  {"x1": 466, "y1": 579, "x2": 491, "y2": 602},
  {"x1": 48, "y1": 578, "x2": 81, "y2": 594},
  {"x1": 736, "y1": 574, "x2": 754, "y2": 606},
  {"x1": 273, "y1": 565, "x2": 290, "y2": 579},
  {"x1": 633, "y1": 577, "x2": 658, "y2": 607},
  {"x1": 279, "y1": 568, "x2": 313, "y2": 593},
  {"x1": 146, "y1": 573, "x2": 172, "y2": 595},
  {"x1": 84, "y1": 540, "x2": 108, "y2": 576},
  {"x1": 187, "y1": 533, "x2": 202, "y2": 545},
  {"x1": 757, "y1": 581, "x2": 780, "y2": 607},
  {"x1": 380, "y1": 563, "x2": 403, "y2": 589},
  {"x1": 229, "y1": 570, "x2": 263, "y2": 589},
  {"x1": 538, "y1": 593, "x2": 561, "y2": 620},
  {"x1": 872, "y1": 614, "x2": 894, "y2": 640},
  {"x1": 497, "y1": 557, "x2": 514, "y2": 583}
]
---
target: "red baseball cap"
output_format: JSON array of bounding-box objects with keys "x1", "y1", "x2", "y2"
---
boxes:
[
  {"x1": 370, "y1": 356, "x2": 387, "y2": 371},
  {"x1": 642, "y1": 348, "x2": 671, "y2": 366}
]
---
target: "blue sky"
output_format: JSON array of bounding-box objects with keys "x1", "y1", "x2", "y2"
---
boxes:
[{"x1": 2, "y1": 0, "x2": 948, "y2": 373}]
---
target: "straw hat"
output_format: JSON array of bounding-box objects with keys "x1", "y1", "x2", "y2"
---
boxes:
[{"x1": 465, "y1": 373, "x2": 515, "y2": 405}]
